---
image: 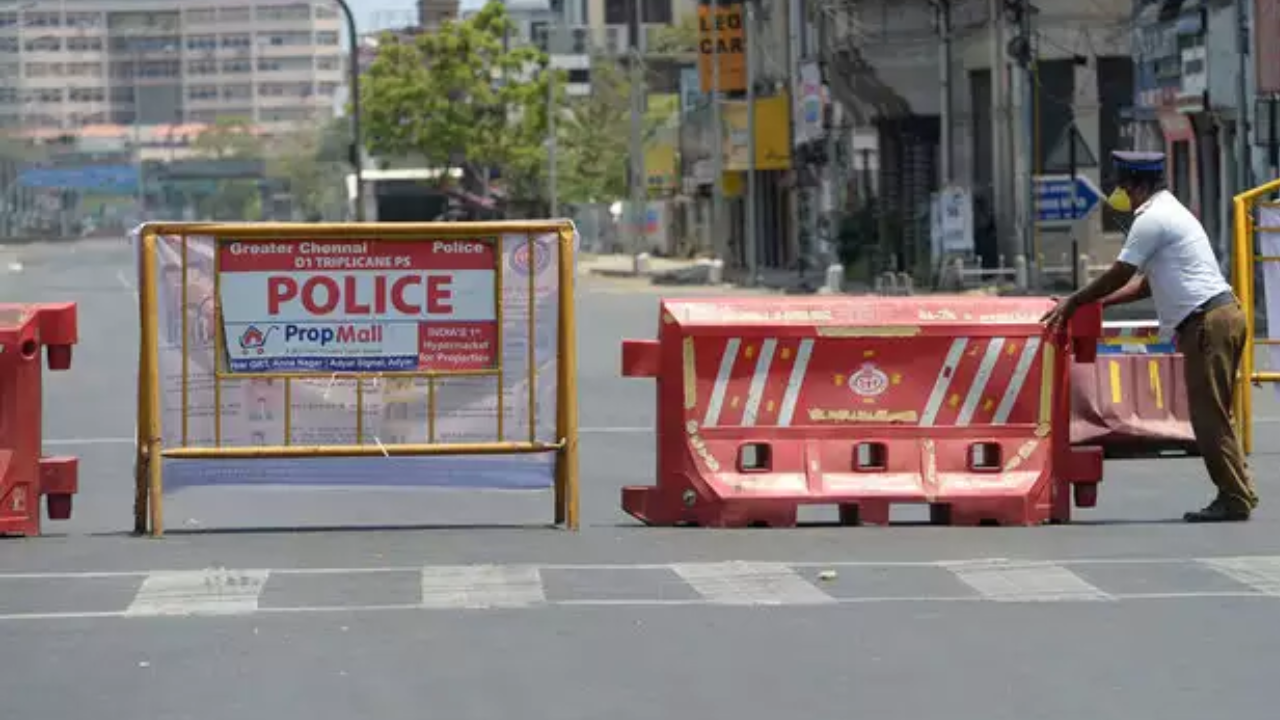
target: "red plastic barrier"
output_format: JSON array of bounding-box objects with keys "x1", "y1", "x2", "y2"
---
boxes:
[
  {"x1": 621, "y1": 296, "x2": 1104, "y2": 527},
  {"x1": 1071, "y1": 320, "x2": 1195, "y2": 454},
  {"x1": 0, "y1": 304, "x2": 79, "y2": 537}
]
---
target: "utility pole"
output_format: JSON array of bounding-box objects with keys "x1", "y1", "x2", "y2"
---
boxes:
[
  {"x1": 1235, "y1": 0, "x2": 1252, "y2": 195},
  {"x1": 744, "y1": 0, "x2": 758, "y2": 285},
  {"x1": 1019, "y1": 0, "x2": 1035, "y2": 283},
  {"x1": 710, "y1": 0, "x2": 726, "y2": 263},
  {"x1": 545, "y1": 22, "x2": 560, "y2": 218},
  {"x1": 937, "y1": 0, "x2": 953, "y2": 185},
  {"x1": 989, "y1": 0, "x2": 1007, "y2": 258},
  {"x1": 628, "y1": 0, "x2": 646, "y2": 266}
]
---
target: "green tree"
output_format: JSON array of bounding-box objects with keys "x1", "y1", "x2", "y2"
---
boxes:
[
  {"x1": 649, "y1": 12, "x2": 699, "y2": 58},
  {"x1": 192, "y1": 117, "x2": 264, "y2": 220},
  {"x1": 361, "y1": 1, "x2": 559, "y2": 210},
  {"x1": 555, "y1": 56, "x2": 681, "y2": 205},
  {"x1": 270, "y1": 119, "x2": 350, "y2": 220}
]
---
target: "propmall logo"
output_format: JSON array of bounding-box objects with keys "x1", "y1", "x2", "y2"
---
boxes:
[{"x1": 284, "y1": 324, "x2": 384, "y2": 346}]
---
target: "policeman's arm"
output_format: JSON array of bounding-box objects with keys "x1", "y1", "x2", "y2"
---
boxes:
[
  {"x1": 1067, "y1": 261, "x2": 1138, "y2": 309},
  {"x1": 1101, "y1": 274, "x2": 1151, "y2": 307}
]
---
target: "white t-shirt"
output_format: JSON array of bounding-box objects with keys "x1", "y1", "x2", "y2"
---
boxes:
[{"x1": 1116, "y1": 190, "x2": 1232, "y2": 339}]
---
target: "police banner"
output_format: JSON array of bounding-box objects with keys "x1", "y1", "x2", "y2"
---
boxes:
[
  {"x1": 216, "y1": 238, "x2": 499, "y2": 374},
  {"x1": 134, "y1": 228, "x2": 569, "y2": 492}
]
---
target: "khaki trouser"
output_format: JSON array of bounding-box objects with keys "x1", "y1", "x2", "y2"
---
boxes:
[{"x1": 1176, "y1": 302, "x2": 1259, "y2": 512}]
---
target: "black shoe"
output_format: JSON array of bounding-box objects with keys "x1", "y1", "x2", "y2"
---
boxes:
[{"x1": 1184, "y1": 502, "x2": 1251, "y2": 523}]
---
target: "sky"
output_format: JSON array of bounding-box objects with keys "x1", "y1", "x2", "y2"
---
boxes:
[{"x1": 357, "y1": 0, "x2": 485, "y2": 31}]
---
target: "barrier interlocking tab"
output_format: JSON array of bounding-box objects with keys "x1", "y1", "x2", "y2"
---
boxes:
[
  {"x1": 1070, "y1": 320, "x2": 1195, "y2": 456},
  {"x1": 621, "y1": 296, "x2": 1103, "y2": 527},
  {"x1": 0, "y1": 303, "x2": 79, "y2": 537}
]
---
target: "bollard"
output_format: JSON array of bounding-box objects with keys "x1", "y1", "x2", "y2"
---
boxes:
[
  {"x1": 897, "y1": 272, "x2": 913, "y2": 295},
  {"x1": 633, "y1": 252, "x2": 652, "y2": 276},
  {"x1": 708, "y1": 258, "x2": 725, "y2": 285},
  {"x1": 823, "y1": 263, "x2": 844, "y2": 294},
  {"x1": 1015, "y1": 255, "x2": 1029, "y2": 290}
]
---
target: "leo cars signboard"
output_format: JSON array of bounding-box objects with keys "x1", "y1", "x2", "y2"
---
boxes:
[{"x1": 216, "y1": 238, "x2": 499, "y2": 374}]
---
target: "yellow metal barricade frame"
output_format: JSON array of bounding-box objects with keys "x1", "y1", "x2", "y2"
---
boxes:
[
  {"x1": 133, "y1": 221, "x2": 580, "y2": 536},
  {"x1": 1232, "y1": 178, "x2": 1280, "y2": 455}
]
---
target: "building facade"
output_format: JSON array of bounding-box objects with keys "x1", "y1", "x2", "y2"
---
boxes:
[
  {"x1": 418, "y1": 0, "x2": 460, "y2": 29},
  {"x1": 0, "y1": 0, "x2": 345, "y2": 133}
]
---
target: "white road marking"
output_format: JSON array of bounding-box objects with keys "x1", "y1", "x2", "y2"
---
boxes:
[
  {"x1": 1200, "y1": 556, "x2": 1280, "y2": 595},
  {"x1": 704, "y1": 338, "x2": 741, "y2": 428},
  {"x1": 671, "y1": 561, "x2": 836, "y2": 606},
  {"x1": 2, "y1": 556, "x2": 1280, "y2": 622},
  {"x1": 419, "y1": 565, "x2": 545, "y2": 609},
  {"x1": 125, "y1": 569, "x2": 270, "y2": 617},
  {"x1": 919, "y1": 338, "x2": 969, "y2": 426},
  {"x1": 741, "y1": 339, "x2": 777, "y2": 427},
  {"x1": 776, "y1": 338, "x2": 814, "y2": 427},
  {"x1": 944, "y1": 559, "x2": 1113, "y2": 602}
]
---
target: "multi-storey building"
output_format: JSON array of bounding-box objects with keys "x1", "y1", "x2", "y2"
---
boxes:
[
  {"x1": 0, "y1": 0, "x2": 345, "y2": 132},
  {"x1": 417, "y1": 0, "x2": 459, "y2": 29}
]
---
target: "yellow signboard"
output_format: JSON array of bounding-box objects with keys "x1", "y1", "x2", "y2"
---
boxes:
[
  {"x1": 645, "y1": 134, "x2": 677, "y2": 193},
  {"x1": 697, "y1": 3, "x2": 746, "y2": 94},
  {"x1": 721, "y1": 94, "x2": 792, "y2": 171}
]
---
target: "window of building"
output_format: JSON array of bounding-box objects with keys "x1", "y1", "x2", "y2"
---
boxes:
[
  {"x1": 188, "y1": 59, "x2": 218, "y2": 75},
  {"x1": 65, "y1": 12, "x2": 100, "y2": 29},
  {"x1": 258, "y1": 56, "x2": 313, "y2": 72},
  {"x1": 222, "y1": 84, "x2": 252, "y2": 100},
  {"x1": 316, "y1": 56, "x2": 341, "y2": 71},
  {"x1": 315, "y1": 7, "x2": 338, "y2": 19},
  {"x1": 139, "y1": 60, "x2": 179, "y2": 78},
  {"x1": 257, "y1": 4, "x2": 312, "y2": 22},
  {"x1": 0, "y1": 38, "x2": 16, "y2": 54},
  {"x1": 315, "y1": 31, "x2": 339, "y2": 45},
  {"x1": 25, "y1": 63, "x2": 65, "y2": 78},
  {"x1": 218, "y1": 7, "x2": 251, "y2": 23},
  {"x1": 259, "y1": 32, "x2": 312, "y2": 47},
  {"x1": 67, "y1": 37, "x2": 104, "y2": 52},
  {"x1": 0, "y1": 13, "x2": 17, "y2": 29},
  {"x1": 68, "y1": 62, "x2": 103, "y2": 78},
  {"x1": 603, "y1": 0, "x2": 671, "y2": 25},
  {"x1": 221, "y1": 34, "x2": 251, "y2": 49},
  {"x1": 187, "y1": 85, "x2": 218, "y2": 100},
  {"x1": 35, "y1": 89, "x2": 63, "y2": 103},
  {"x1": 24, "y1": 37, "x2": 62, "y2": 52},
  {"x1": 70, "y1": 88, "x2": 106, "y2": 103},
  {"x1": 0, "y1": 87, "x2": 16, "y2": 103},
  {"x1": 186, "y1": 9, "x2": 217, "y2": 24},
  {"x1": 187, "y1": 35, "x2": 217, "y2": 51},
  {"x1": 24, "y1": 12, "x2": 61, "y2": 28},
  {"x1": 319, "y1": 82, "x2": 339, "y2": 96},
  {"x1": 221, "y1": 59, "x2": 251, "y2": 73}
]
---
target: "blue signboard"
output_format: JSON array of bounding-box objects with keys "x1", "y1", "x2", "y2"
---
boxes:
[
  {"x1": 1034, "y1": 174, "x2": 1102, "y2": 226},
  {"x1": 17, "y1": 165, "x2": 139, "y2": 194}
]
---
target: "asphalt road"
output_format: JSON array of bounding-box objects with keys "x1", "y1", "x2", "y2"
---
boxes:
[{"x1": 2, "y1": 238, "x2": 1280, "y2": 720}]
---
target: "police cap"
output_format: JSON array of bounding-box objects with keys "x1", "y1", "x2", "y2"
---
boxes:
[{"x1": 1111, "y1": 150, "x2": 1165, "y2": 174}]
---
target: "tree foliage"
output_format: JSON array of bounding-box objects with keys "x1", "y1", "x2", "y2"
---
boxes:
[
  {"x1": 269, "y1": 119, "x2": 350, "y2": 221},
  {"x1": 649, "y1": 12, "x2": 699, "y2": 57},
  {"x1": 192, "y1": 116, "x2": 263, "y2": 220},
  {"x1": 361, "y1": 1, "x2": 562, "y2": 207}
]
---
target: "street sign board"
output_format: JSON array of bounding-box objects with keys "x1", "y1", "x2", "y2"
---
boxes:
[{"x1": 1034, "y1": 174, "x2": 1102, "y2": 226}]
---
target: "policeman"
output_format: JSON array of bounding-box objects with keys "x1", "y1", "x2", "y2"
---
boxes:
[{"x1": 1041, "y1": 150, "x2": 1259, "y2": 522}]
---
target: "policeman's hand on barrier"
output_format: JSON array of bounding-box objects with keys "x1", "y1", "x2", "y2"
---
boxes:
[{"x1": 1040, "y1": 296, "x2": 1077, "y2": 335}]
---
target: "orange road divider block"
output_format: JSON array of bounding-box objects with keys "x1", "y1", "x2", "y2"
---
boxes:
[
  {"x1": 620, "y1": 296, "x2": 1104, "y2": 527},
  {"x1": 0, "y1": 303, "x2": 79, "y2": 537},
  {"x1": 1071, "y1": 320, "x2": 1195, "y2": 456}
]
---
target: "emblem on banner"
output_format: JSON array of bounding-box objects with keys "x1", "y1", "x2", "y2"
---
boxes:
[
  {"x1": 238, "y1": 325, "x2": 276, "y2": 355},
  {"x1": 849, "y1": 362, "x2": 889, "y2": 398},
  {"x1": 511, "y1": 238, "x2": 551, "y2": 276}
]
